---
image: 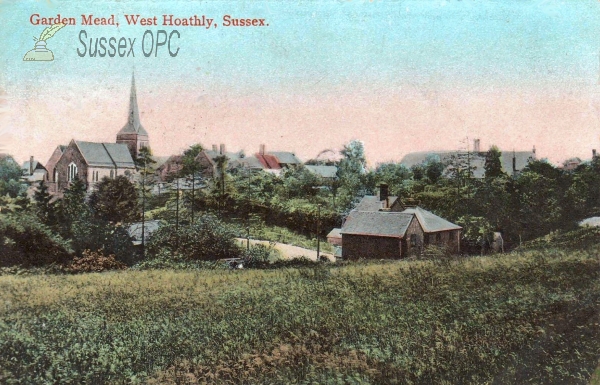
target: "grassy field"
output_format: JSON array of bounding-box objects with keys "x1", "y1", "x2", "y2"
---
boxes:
[{"x1": 1, "y1": 247, "x2": 599, "y2": 384}]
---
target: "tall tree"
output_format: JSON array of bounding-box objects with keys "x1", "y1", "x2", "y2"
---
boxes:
[
  {"x1": 213, "y1": 155, "x2": 229, "y2": 215},
  {"x1": 484, "y1": 146, "x2": 504, "y2": 179},
  {"x1": 180, "y1": 144, "x2": 204, "y2": 224},
  {"x1": 136, "y1": 146, "x2": 157, "y2": 256},
  {"x1": 33, "y1": 181, "x2": 56, "y2": 226}
]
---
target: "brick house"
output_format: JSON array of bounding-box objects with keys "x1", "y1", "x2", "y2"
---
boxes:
[{"x1": 340, "y1": 184, "x2": 462, "y2": 259}]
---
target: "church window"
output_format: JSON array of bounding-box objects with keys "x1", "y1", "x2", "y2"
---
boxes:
[
  {"x1": 110, "y1": 170, "x2": 114, "y2": 179},
  {"x1": 68, "y1": 163, "x2": 78, "y2": 181}
]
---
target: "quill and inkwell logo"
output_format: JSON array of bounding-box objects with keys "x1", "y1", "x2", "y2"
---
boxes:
[{"x1": 23, "y1": 23, "x2": 66, "y2": 61}]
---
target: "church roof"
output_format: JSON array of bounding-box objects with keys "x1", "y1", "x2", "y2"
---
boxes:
[
  {"x1": 74, "y1": 141, "x2": 135, "y2": 169},
  {"x1": 118, "y1": 73, "x2": 148, "y2": 136}
]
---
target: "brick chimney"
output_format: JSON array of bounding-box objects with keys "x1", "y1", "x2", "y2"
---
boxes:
[
  {"x1": 29, "y1": 156, "x2": 34, "y2": 176},
  {"x1": 473, "y1": 139, "x2": 481, "y2": 153},
  {"x1": 259, "y1": 144, "x2": 266, "y2": 155},
  {"x1": 593, "y1": 149, "x2": 597, "y2": 159},
  {"x1": 219, "y1": 144, "x2": 225, "y2": 155},
  {"x1": 212, "y1": 144, "x2": 218, "y2": 152},
  {"x1": 379, "y1": 183, "x2": 389, "y2": 208}
]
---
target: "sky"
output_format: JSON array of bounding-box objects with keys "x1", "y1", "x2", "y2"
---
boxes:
[{"x1": 1, "y1": 0, "x2": 600, "y2": 167}]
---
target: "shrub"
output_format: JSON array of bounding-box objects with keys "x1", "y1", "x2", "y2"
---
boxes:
[
  {"x1": 242, "y1": 243, "x2": 277, "y2": 268},
  {"x1": 147, "y1": 214, "x2": 241, "y2": 261},
  {"x1": 0, "y1": 214, "x2": 72, "y2": 267},
  {"x1": 67, "y1": 249, "x2": 127, "y2": 273}
]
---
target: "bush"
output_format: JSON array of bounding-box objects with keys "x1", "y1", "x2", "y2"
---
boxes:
[
  {"x1": 70, "y1": 220, "x2": 137, "y2": 265},
  {"x1": 147, "y1": 214, "x2": 241, "y2": 261},
  {"x1": 0, "y1": 214, "x2": 72, "y2": 267},
  {"x1": 242, "y1": 243, "x2": 278, "y2": 268},
  {"x1": 67, "y1": 249, "x2": 127, "y2": 273}
]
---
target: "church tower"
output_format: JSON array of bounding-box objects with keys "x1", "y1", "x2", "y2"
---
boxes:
[{"x1": 116, "y1": 73, "x2": 149, "y2": 160}]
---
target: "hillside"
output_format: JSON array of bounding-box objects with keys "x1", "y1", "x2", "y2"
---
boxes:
[{"x1": 1, "y1": 246, "x2": 599, "y2": 384}]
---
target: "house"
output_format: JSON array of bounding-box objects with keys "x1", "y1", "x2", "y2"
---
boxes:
[
  {"x1": 196, "y1": 144, "x2": 263, "y2": 178},
  {"x1": 305, "y1": 165, "x2": 338, "y2": 180},
  {"x1": 21, "y1": 156, "x2": 47, "y2": 184},
  {"x1": 156, "y1": 155, "x2": 183, "y2": 182},
  {"x1": 255, "y1": 144, "x2": 302, "y2": 172},
  {"x1": 400, "y1": 139, "x2": 536, "y2": 178},
  {"x1": 326, "y1": 228, "x2": 342, "y2": 246},
  {"x1": 339, "y1": 184, "x2": 462, "y2": 260},
  {"x1": 45, "y1": 73, "x2": 148, "y2": 195},
  {"x1": 52, "y1": 140, "x2": 136, "y2": 193}
]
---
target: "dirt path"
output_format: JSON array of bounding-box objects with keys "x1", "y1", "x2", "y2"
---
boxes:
[{"x1": 235, "y1": 239, "x2": 335, "y2": 262}]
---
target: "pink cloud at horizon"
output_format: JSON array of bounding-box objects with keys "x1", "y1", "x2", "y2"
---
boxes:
[{"x1": 2, "y1": 83, "x2": 599, "y2": 168}]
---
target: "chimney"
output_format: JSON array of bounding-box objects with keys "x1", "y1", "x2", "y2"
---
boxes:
[
  {"x1": 259, "y1": 144, "x2": 266, "y2": 155},
  {"x1": 473, "y1": 139, "x2": 481, "y2": 153},
  {"x1": 212, "y1": 144, "x2": 218, "y2": 152},
  {"x1": 593, "y1": 149, "x2": 597, "y2": 159},
  {"x1": 379, "y1": 183, "x2": 389, "y2": 208},
  {"x1": 512, "y1": 151, "x2": 517, "y2": 175},
  {"x1": 532, "y1": 145, "x2": 536, "y2": 158},
  {"x1": 219, "y1": 144, "x2": 225, "y2": 155},
  {"x1": 29, "y1": 156, "x2": 34, "y2": 176}
]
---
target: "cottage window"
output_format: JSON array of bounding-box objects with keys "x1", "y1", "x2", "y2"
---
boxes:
[
  {"x1": 68, "y1": 163, "x2": 78, "y2": 181},
  {"x1": 54, "y1": 169, "x2": 58, "y2": 183},
  {"x1": 110, "y1": 170, "x2": 114, "y2": 179},
  {"x1": 410, "y1": 234, "x2": 417, "y2": 247},
  {"x1": 436, "y1": 233, "x2": 441, "y2": 243}
]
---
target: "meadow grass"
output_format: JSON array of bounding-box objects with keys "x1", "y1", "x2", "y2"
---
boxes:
[{"x1": 1, "y1": 247, "x2": 599, "y2": 384}]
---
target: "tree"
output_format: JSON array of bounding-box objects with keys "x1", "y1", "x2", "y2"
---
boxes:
[
  {"x1": 89, "y1": 176, "x2": 139, "y2": 223},
  {"x1": 180, "y1": 144, "x2": 205, "y2": 224},
  {"x1": 33, "y1": 181, "x2": 57, "y2": 226},
  {"x1": 136, "y1": 146, "x2": 157, "y2": 257},
  {"x1": 484, "y1": 146, "x2": 504, "y2": 179},
  {"x1": 0, "y1": 155, "x2": 25, "y2": 198},
  {"x1": 213, "y1": 154, "x2": 229, "y2": 215}
]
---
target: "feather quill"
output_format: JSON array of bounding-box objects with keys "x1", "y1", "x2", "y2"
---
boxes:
[{"x1": 38, "y1": 23, "x2": 65, "y2": 41}]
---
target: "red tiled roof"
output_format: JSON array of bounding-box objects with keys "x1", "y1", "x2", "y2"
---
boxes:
[{"x1": 255, "y1": 154, "x2": 281, "y2": 169}]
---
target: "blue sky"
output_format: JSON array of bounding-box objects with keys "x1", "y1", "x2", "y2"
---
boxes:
[{"x1": 1, "y1": 0, "x2": 600, "y2": 165}]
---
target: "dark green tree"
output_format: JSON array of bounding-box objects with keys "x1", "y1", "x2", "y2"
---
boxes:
[
  {"x1": 0, "y1": 155, "x2": 25, "y2": 198},
  {"x1": 33, "y1": 181, "x2": 57, "y2": 226},
  {"x1": 89, "y1": 175, "x2": 139, "y2": 223},
  {"x1": 484, "y1": 146, "x2": 504, "y2": 179}
]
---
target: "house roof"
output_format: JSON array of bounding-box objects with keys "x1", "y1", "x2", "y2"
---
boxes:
[
  {"x1": 401, "y1": 206, "x2": 462, "y2": 232},
  {"x1": 268, "y1": 151, "x2": 302, "y2": 165},
  {"x1": 305, "y1": 165, "x2": 338, "y2": 178},
  {"x1": 74, "y1": 141, "x2": 136, "y2": 168},
  {"x1": 127, "y1": 220, "x2": 161, "y2": 245},
  {"x1": 341, "y1": 211, "x2": 413, "y2": 238},
  {"x1": 118, "y1": 73, "x2": 148, "y2": 136},
  {"x1": 255, "y1": 153, "x2": 281, "y2": 169},
  {"x1": 230, "y1": 155, "x2": 265, "y2": 170},
  {"x1": 400, "y1": 150, "x2": 535, "y2": 178},
  {"x1": 354, "y1": 195, "x2": 399, "y2": 212},
  {"x1": 326, "y1": 228, "x2": 342, "y2": 239},
  {"x1": 21, "y1": 160, "x2": 47, "y2": 173}
]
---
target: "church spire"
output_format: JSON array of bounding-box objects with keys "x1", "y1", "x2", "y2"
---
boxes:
[{"x1": 118, "y1": 72, "x2": 148, "y2": 135}]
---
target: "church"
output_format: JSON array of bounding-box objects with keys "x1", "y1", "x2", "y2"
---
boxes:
[{"x1": 45, "y1": 74, "x2": 149, "y2": 196}]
